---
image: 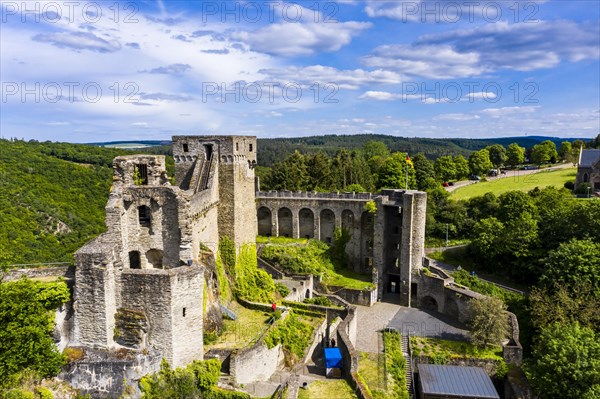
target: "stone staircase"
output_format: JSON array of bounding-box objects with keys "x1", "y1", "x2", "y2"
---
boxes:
[
  {"x1": 219, "y1": 304, "x2": 238, "y2": 321},
  {"x1": 401, "y1": 334, "x2": 414, "y2": 398}
]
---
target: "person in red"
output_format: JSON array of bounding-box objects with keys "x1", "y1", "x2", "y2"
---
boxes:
[{"x1": 271, "y1": 303, "x2": 277, "y2": 312}]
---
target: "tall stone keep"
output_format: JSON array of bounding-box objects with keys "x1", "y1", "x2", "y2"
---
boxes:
[
  {"x1": 73, "y1": 155, "x2": 204, "y2": 368},
  {"x1": 172, "y1": 136, "x2": 257, "y2": 249}
]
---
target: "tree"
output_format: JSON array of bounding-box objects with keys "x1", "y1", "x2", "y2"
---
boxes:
[
  {"x1": 505, "y1": 143, "x2": 525, "y2": 168},
  {"x1": 434, "y1": 155, "x2": 456, "y2": 181},
  {"x1": 268, "y1": 150, "x2": 308, "y2": 191},
  {"x1": 468, "y1": 149, "x2": 493, "y2": 176},
  {"x1": 486, "y1": 144, "x2": 507, "y2": 168},
  {"x1": 530, "y1": 140, "x2": 558, "y2": 165},
  {"x1": 558, "y1": 141, "x2": 572, "y2": 161},
  {"x1": 530, "y1": 283, "x2": 600, "y2": 332},
  {"x1": 362, "y1": 140, "x2": 390, "y2": 162},
  {"x1": 540, "y1": 238, "x2": 600, "y2": 296},
  {"x1": 376, "y1": 152, "x2": 416, "y2": 190},
  {"x1": 529, "y1": 323, "x2": 600, "y2": 399},
  {"x1": 306, "y1": 151, "x2": 333, "y2": 191},
  {"x1": 467, "y1": 297, "x2": 510, "y2": 348},
  {"x1": 0, "y1": 280, "x2": 69, "y2": 386},
  {"x1": 412, "y1": 153, "x2": 435, "y2": 190},
  {"x1": 453, "y1": 155, "x2": 470, "y2": 180}
]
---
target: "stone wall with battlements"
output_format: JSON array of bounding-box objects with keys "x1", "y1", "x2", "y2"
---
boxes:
[{"x1": 256, "y1": 189, "x2": 426, "y2": 306}]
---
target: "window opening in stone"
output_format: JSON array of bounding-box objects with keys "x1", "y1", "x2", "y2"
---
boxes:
[
  {"x1": 183, "y1": 308, "x2": 186, "y2": 317},
  {"x1": 249, "y1": 143, "x2": 253, "y2": 152},
  {"x1": 183, "y1": 143, "x2": 189, "y2": 152},
  {"x1": 138, "y1": 206, "x2": 151, "y2": 227},
  {"x1": 129, "y1": 251, "x2": 141, "y2": 269},
  {"x1": 135, "y1": 164, "x2": 148, "y2": 185},
  {"x1": 204, "y1": 144, "x2": 213, "y2": 160}
]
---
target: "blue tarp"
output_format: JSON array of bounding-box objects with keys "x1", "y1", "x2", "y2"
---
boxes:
[{"x1": 324, "y1": 347, "x2": 342, "y2": 369}]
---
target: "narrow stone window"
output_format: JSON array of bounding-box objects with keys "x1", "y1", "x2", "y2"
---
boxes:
[
  {"x1": 183, "y1": 308, "x2": 187, "y2": 317},
  {"x1": 134, "y1": 164, "x2": 148, "y2": 185},
  {"x1": 129, "y1": 251, "x2": 141, "y2": 269},
  {"x1": 138, "y1": 206, "x2": 151, "y2": 227},
  {"x1": 236, "y1": 142, "x2": 239, "y2": 151},
  {"x1": 183, "y1": 143, "x2": 189, "y2": 152},
  {"x1": 249, "y1": 143, "x2": 253, "y2": 152}
]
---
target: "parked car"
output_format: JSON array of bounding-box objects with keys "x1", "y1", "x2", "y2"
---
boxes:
[
  {"x1": 469, "y1": 175, "x2": 481, "y2": 181},
  {"x1": 442, "y1": 182, "x2": 449, "y2": 187},
  {"x1": 448, "y1": 181, "x2": 455, "y2": 186}
]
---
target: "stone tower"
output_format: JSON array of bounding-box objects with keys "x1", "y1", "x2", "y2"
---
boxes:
[
  {"x1": 73, "y1": 155, "x2": 204, "y2": 369},
  {"x1": 172, "y1": 136, "x2": 257, "y2": 249}
]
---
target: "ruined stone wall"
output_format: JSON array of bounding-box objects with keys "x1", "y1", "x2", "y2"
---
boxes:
[
  {"x1": 74, "y1": 240, "x2": 120, "y2": 348},
  {"x1": 119, "y1": 269, "x2": 174, "y2": 359},
  {"x1": 230, "y1": 341, "x2": 283, "y2": 385},
  {"x1": 170, "y1": 265, "x2": 204, "y2": 368}
]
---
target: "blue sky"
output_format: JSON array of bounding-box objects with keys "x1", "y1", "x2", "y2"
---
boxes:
[{"x1": 1, "y1": 0, "x2": 599, "y2": 142}]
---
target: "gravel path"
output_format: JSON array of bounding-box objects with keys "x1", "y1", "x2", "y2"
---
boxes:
[{"x1": 355, "y1": 302, "x2": 469, "y2": 353}]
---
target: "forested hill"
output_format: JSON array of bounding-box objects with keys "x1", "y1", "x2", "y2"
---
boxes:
[
  {"x1": 91, "y1": 135, "x2": 582, "y2": 167},
  {"x1": 0, "y1": 140, "x2": 131, "y2": 265},
  {"x1": 256, "y1": 135, "x2": 578, "y2": 166}
]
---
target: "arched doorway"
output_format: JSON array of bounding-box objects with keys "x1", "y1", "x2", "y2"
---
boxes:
[
  {"x1": 319, "y1": 209, "x2": 335, "y2": 244},
  {"x1": 278, "y1": 208, "x2": 293, "y2": 237},
  {"x1": 299, "y1": 208, "x2": 314, "y2": 239},
  {"x1": 257, "y1": 207, "x2": 272, "y2": 236},
  {"x1": 421, "y1": 296, "x2": 438, "y2": 312}
]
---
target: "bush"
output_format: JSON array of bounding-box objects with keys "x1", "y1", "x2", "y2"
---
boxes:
[
  {"x1": 303, "y1": 296, "x2": 333, "y2": 307},
  {"x1": 564, "y1": 180, "x2": 575, "y2": 190},
  {"x1": 275, "y1": 283, "x2": 290, "y2": 298},
  {"x1": 0, "y1": 280, "x2": 69, "y2": 386},
  {"x1": 264, "y1": 312, "x2": 314, "y2": 365},
  {"x1": 5, "y1": 389, "x2": 35, "y2": 399}
]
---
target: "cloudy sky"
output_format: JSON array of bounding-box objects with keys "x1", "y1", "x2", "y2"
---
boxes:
[{"x1": 1, "y1": 0, "x2": 599, "y2": 142}]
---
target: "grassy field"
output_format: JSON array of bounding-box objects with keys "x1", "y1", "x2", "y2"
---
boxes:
[
  {"x1": 358, "y1": 352, "x2": 385, "y2": 394},
  {"x1": 297, "y1": 380, "x2": 357, "y2": 399},
  {"x1": 451, "y1": 167, "x2": 576, "y2": 200}
]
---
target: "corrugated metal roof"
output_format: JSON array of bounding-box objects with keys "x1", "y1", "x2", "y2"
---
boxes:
[
  {"x1": 418, "y1": 364, "x2": 500, "y2": 399},
  {"x1": 580, "y1": 149, "x2": 600, "y2": 168}
]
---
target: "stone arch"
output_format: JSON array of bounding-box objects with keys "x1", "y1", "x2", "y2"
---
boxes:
[
  {"x1": 129, "y1": 251, "x2": 141, "y2": 269},
  {"x1": 221, "y1": 155, "x2": 227, "y2": 163},
  {"x1": 305, "y1": 289, "x2": 311, "y2": 299},
  {"x1": 444, "y1": 298, "x2": 459, "y2": 319},
  {"x1": 278, "y1": 207, "x2": 293, "y2": 237},
  {"x1": 146, "y1": 249, "x2": 163, "y2": 269},
  {"x1": 257, "y1": 207, "x2": 272, "y2": 236},
  {"x1": 299, "y1": 208, "x2": 315, "y2": 239},
  {"x1": 421, "y1": 296, "x2": 438, "y2": 312},
  {"x1": 320, "y1": 209, "x2": 336, "y2": 244},
  {"x1": 341, "y1": 210, "x2": 354, "y2": 230}
]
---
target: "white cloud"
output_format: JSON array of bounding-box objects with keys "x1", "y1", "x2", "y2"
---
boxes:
[
  {"x1": 32, "y1": 31, "x2": 121, "y2": 53},
  {"x1": 358, "y1": 91, "x2": 402, "y2": 101},
  {"x1": 433, "y1": 113, "x2": 480, "y2": 121},
  {"x1": 231, "y1": 4, "x2": 371, "y2": 56},
  {"x1": 260, "y1": 65, "x2": 402, "y2": 90},
  {"x1": 481, "y1": 106, "x2": 540, "y2": 118}
]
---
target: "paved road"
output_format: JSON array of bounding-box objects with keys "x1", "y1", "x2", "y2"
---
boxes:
[
  {"x1": 355, "y1": 301, "x2": 469, "y2": 353},
  {"x1": 445, "y1": 163, "x2": 573, "y2": 192}
]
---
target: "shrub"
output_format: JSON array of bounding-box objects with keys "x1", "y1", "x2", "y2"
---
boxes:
[
  {"x1": 303, "y1": 296, "x2": 333, "y2": 307},
  {"x1": 564, "y1": 180, "x2": 575, "y2": 190},
  {"x1": 264, "y1": 312, "x2": 314, "y2": 365},
  {"x1": 275, "y1": 283, "x2": 290, "y2": 298}
]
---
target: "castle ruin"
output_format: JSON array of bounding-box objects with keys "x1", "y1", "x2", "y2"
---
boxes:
[{"x1": 69, "y1": 135, "x2": 427, "y2": 395}]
